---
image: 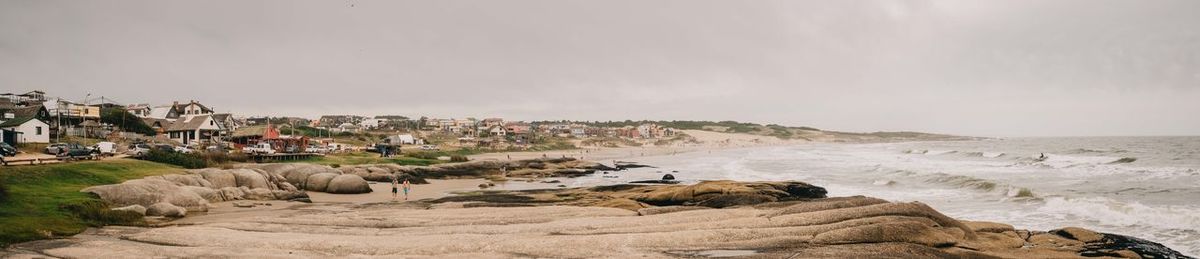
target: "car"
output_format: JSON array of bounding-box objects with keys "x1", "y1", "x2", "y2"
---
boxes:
[
  {"x1": 0, "y1": 142, "x2": 17, "y2": 157},
  {"x1": 306, "y1": 145, "x2": 328, "y2": 154},
  {"x1": 242, "y1": 142, "x2": 275, "y2": 155},
  {"x1": 56, "y1": 143, "x2": 96, "y2": 159},
  {"x1": 126, "y1": 143, "x2": 152, "y2": 157},
  {"x1": 93, "y1": 142, "x2": 117, "y2": 155},
  {"x1": 173, "y1": 146, "x2": 194, "y2": 154},
  {"x1": 419, "y1": 145, "x2": 440, "y2": 151},
  {"x1": 152, "y1": 144, "x2": 175, "y2": 153},
  {"x1": 45, "y1": 143, "x2": 68, "y2": 154}
]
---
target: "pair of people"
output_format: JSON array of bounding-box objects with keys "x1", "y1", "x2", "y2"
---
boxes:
[{"x1": 391, "y1": 178, "x2": 410, "y2": 201}]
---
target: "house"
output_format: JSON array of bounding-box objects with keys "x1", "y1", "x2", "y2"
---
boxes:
[
  {"x1": 481, "y1": 118, "x2": 504, "y2": 128},
  {"x1": 333, "y1": 123, "x2": 361, "y2": 133},
  {"x1": 1, "y1": 90, "x2": 47, "y2": 106},
  {"x1": 167, "y1": 100, "x2": 214, "y2": 119},
  {"x1": 142, "y1": 118, "x2": 173, "y2": 134},
  {"x1": 385, "y1": 134, "x2": 421, "y2": 145},
  {"x1": 126, "y1": 103, "x2": 152, "y2": 118},
  {"x1": 359, "y1": 118, "x2": 385, "y2": 130},
  {"x1": 569, "y1": 124, "x2": 588, "y2": 138},
  {"x1": 210, "y1": 113, "x2": 241, "y2": 132},
  {"x1": 504, "y1": 122, "x2": 531, "y2": 135},
  {"x1": 485, "y1": 125, "x2": 507, "y2": 137},
  {"x1": 318, "y1": 115, "x2": 365, "y2": 127},
  {"x1": 0, "y1": 116, "x2": 50, "y2": 144},
  {"x1": 165, "y1": 115, "x2": 221, "y2": 146},
  {"x1": 53, "y1": 101, "x2": 101, "y2": 120},
  {"x1": 146, "y1": 105, "x2": 174, "y2": 120}
]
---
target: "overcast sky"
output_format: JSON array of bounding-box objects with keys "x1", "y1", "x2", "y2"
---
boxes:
[{"x1": 2, "y1": 0, "x2": 1197, "y2": 137}]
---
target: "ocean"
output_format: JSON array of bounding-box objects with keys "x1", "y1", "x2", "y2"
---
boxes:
[{"x1": 569, "y1": 136, "x2": 1200, "y2": 257}]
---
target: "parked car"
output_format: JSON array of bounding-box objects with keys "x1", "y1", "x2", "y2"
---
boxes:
[
  {"x1": 173, "y1": 146, "x2": 195, "y2": 154},
  {"x1": 56, "y1": 143, "x2": 96, "y2": 159},
  {"x1": 93, "y1": 142, "x2": 117, "y2": 155},
  {"x1": 242, "y1": 142, "x2": 275, "y2": 155},
  {"x1": 0, "y1": 142, "x2": 17, "y2": 157},
  {"x1": 306, "y1": 145, "x2": 328, "y2": 154},
  {"x1": 45, "y1": 143, "x2": 69, "y2": 154},
  {"x1": 152, "y1": 144, "x2": 175, "y2": 153},
  {"x1": 419, "y1": 145, "x2": 440, "y2": 151},
  {"x1": 126, "y1": 143, "x2": 152, "y2": 157}
]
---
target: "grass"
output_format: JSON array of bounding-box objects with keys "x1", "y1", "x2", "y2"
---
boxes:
[
  {"x1": 0, "y1": 159, "x2": 183, "y2": 246},
  {"x1": 293, "y1": 152, "x2": 442, "y2": 166}
]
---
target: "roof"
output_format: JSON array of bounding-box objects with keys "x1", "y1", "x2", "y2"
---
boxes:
[
  {"x1": 166, "y1": 115, "x2": 213, "y2": 132},
  {"x1": 0, "y1": 117, "x2": 44, "y2": 128},
  {"x1": 0, "y1": 105, "x2": 47, "y2": 119},
  {"x1": 142, "y1": 118, "x2": 173, "y2": 128}
]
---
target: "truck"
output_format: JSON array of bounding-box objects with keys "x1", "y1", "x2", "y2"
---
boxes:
[{"x1": 242, "y1": 142, "x2": 275, "y2": 155}]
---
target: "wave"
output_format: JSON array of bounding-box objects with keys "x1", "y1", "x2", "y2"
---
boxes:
[
  {"x1": 1067, "y1": 148, "x2": 1129, "y2": 154},
  {"x1": 1036, "y1": 196, "x2": 1200, "y2": 256},
  {"x1": 885, "y1": 171, "x2": 1038, "y2": 199}
]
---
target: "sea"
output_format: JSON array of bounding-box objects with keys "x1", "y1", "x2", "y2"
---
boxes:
[{"x1": 569, "y1": 136, "x2": 1200, "y2": 257}]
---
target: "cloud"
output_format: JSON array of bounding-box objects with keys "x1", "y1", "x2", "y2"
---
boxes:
[{"x1": 1, "y1": 0, "x2": 1197, "y2": 136}]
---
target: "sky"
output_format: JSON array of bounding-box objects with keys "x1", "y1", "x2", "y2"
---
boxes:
[{"x1": 1, "y1": 0, "x2": 1198, "y2": 137}]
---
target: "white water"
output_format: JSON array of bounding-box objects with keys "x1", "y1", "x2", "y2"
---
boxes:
[{"x1": 569, "y1": 137, "x2": 1200, "y2": 257}]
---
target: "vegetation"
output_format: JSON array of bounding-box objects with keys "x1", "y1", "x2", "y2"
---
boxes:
[
  {"x1": 100, "y1": 108, "x2": 156, "y2": 135},
  {"x1": 0, "y1": 160, "x2": 181, "y2": 246},
  {"x1": 138, "y1": 150, "x2": 248, "y2": 169},
  {"x1": 298, "y1": 152, "x2": 441, "y2": 166}
]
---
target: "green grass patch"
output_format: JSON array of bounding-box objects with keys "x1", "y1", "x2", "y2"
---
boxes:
[{"x1": 0, "y1": 159, "x2": 183, "y2": 246}]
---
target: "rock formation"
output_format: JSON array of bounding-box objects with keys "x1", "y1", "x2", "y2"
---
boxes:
[{"x1": 337, "y1": 158, "x2": 614, "y2": 184}]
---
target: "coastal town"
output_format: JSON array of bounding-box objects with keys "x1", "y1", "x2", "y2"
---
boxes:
[{"x1": 0, "y1": 89, "x2": 705, "y2": 165}]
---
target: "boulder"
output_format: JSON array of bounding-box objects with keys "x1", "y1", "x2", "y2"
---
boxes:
[
  {"x1": 243, "y1": 188, "x2": 276, "y2": 200},
  {"x1": 81, "y1": 179, "x2": 210, "y2": 212},
  {"x1": 111, "y1": 205, "x2": 147, "y2": 215},
  {"x1": 183, "y1": 185, "x2": 224, "y2": 203},
  {"x1": 198, "y1": 170, "x2": 237, "y2": 189},
  {"x1": 325, "y1": 174, "x2": 372, "y2": 194},
  {"x1": 157, "y1": 174, "x2": 212, "y2": 187},
  {"x1": 305, "y1": 173, "x2": 338, "y2": 192},
  {"x1": 146, "y1": 202, "x2": 187, "y2": 217},
  {"x1": 230, "y1": 169, "x2": 272, "y2": 190},
  {"x1": 219, "y1": 187, "x2": 246, "y2": 201}
]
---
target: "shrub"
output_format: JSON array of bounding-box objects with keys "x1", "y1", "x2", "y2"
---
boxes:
[
  {"x1": 61, "y1": 199, "x2": 145, "y2": 227},
  {"x1": 330, "y1": 164, "x2": 341, "y2": 168},
  {"x1": 140, "y1": 150, "x2": 207, "y2": 169}
]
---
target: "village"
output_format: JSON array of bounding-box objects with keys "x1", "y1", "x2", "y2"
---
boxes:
[{"x1": 0, "y1": 89, "x2": 689, "y2": 165}]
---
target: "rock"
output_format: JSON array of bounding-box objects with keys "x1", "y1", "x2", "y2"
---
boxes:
[
  {"x1": 156, "y1": 174, "x2": 212, "y2": 187},
  {"x1": 230, "y1": 169, "x2": 272, "y2": 190},
  {"x1": 197, "y1": 169, "x2": 237, "y2": 189},
  {"x1": 289, "y1": 197, "x2": 312, "y2": 203},
  {"x1": 1052, "y1": 227, "x2": 1104, "y2": 243},
  {"x1": 111, "y1": 205, "x2": 147, "y2": 215},
  {"x1": 636, "y1": 206, "x2": 708, "y2": 216},
  {"x1": 661, "y1": 174, "x2": 675, "y2": 180},
  {"x1": 591, "y1": 198, "x2": 646, "y2": 211},
  {"x1": 325, "y1": 174, "x2": 372, "y2": 194},
  {"x1": 479, "y1": 184, "x2": 490, "y2": 189},
  {"x1": 272, "y1": 190, "x2": 308, "y2": 200},
  {"x1": 145, "y1": 202, "x2": 187, "y2": 217},
  {"x1": 219, "y1": 187, "x2": 246, "y2": 201},
  {"x1": 305, "y1": 173, "x2": 338, "y2": 192},
  {"x1": 183, "y1": 185, "x2": 224, "y2": 203},
  {"x1": 393, "y1": 173, "x2": 428, "y2": 184},
  {"x1": 232, "y1": 201, "x2": 256, "y2": 208},
  {"x1": 243, "y1": 188, "x2": 276, "y2": 200},
  {"x1": 627, "y1": 180, "x2": 827, "y2": 207},
  {"x1": 81, "y1": 179, "x2": 210, "y2": 212}
]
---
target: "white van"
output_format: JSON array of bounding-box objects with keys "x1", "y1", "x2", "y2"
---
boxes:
[{"x1": 93, "y1": 142, "x2": 117, "y2": 155}]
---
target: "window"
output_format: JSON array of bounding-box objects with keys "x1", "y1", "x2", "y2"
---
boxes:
[{"x1": 36, "y1": 126, "x2": 42, "y2": 135}]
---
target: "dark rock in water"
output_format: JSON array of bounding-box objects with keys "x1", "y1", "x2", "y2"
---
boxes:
[
  {"x1": 662, "y1": 174, "x2": 675, "y2": 180},
  {"x1": 1078, "y1": 232, "x2": 1190, "y2": 259},
  {"x1": 614, "y1": 162, "x2": 654, "y2": 170},
  {"x1": 629, "y1": 180, "x2": 681, "y2": 184}
]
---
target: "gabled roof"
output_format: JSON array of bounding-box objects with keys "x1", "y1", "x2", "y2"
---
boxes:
[
  {"x1": 166, "y1": 115, "x2": 213, "y2": 132},
  {"x1": 0, "y1": 117, "x2": 44, "y2": 128},
  {"x1": 0, "y1": 105, "x2": 48, "y2": 120}
]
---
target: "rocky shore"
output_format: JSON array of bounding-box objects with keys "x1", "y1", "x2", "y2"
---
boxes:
[{"x1": 6, "y1": 159, "x2": 1187, "y2": 258}]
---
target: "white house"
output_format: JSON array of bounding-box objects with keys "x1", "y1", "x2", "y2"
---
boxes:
[
  {"x1": 0, "y1": 116, "x2": 50, "y2": 144},
  {"x1": 165, "y1": 115, "x2": 221, "y2": 145},
  {"x1": 359, "y1": 118, "x2": 385, "y2": 130},
  {"x1": 386, "y1": 134, "x2": 421, "y2": 145},
  {"x1": 487, "y1": 125, "x2": 508, "y2": 137}
]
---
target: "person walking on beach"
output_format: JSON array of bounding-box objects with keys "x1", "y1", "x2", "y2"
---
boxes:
[
  {"x1": 390, "y1": 178, "x2": 399, "y2": 201},
  {"x1": 402, "y1": 179, "x2": 411, "y2": 200}
]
